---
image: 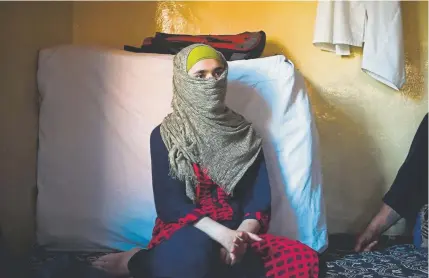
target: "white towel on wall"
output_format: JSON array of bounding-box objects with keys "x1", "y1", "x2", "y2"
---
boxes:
[{"x1": 313, "y1": 0, "x2": 406, "y2": 90}]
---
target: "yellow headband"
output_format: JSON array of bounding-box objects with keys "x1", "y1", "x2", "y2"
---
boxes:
[{"x1": 186, "y1": 45, "x2": 222, "y2": 72}]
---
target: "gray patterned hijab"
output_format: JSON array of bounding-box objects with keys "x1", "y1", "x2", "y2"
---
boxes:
[{"x1": 160, "y1": 44, "x2": 262, "y2": 201}]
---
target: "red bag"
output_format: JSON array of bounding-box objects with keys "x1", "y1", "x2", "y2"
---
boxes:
[{"x1": 124, "y1": 31, "x2": 266, "y2": 61}]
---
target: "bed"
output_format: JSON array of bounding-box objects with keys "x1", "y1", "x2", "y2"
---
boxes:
[{"x1": 35, "y1": 45, "x2": 327, "y2": 253}]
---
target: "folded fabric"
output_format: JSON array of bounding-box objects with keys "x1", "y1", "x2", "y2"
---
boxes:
[{"x1": 124, "y1": 31, "x2": 266, "y2": 61}]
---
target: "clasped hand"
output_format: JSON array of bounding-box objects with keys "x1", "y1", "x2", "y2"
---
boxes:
[{"x1": 220, "y1": 230, "x2": 262, "y2": 266}]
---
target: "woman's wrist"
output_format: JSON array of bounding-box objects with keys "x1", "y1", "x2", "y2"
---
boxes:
[
  {"x1": 238, "y1": 219, "x2": 261, "y2": 234},
  {"x1": 194, "y1": 217, "x2": 235, "y2": 250},
  {"x1": 370, "y1": 204, "x2": 401, "y2": 234},
  {"x1": 219, "y1": 229, "x2": 237, "y2": 252}
]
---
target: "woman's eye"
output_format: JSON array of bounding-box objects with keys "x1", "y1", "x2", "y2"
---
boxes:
[
  {"x1": 215, "y1": 69, "x2": 224, "y2": 77},
  {"x1": 196, "y1": 74, "x2": 204, "y2": 79}
]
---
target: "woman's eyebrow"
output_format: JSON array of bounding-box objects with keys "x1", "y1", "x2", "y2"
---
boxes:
[{"x1": 194, "y1": 69, "x2": 207, "y2": 74}]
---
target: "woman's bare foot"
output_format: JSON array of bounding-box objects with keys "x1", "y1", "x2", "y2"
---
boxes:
[{"x1": 92, "y1": 247, "x2": 141, "y2": 277}]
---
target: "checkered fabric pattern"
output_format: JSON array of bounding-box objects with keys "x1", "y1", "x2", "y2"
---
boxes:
[
  {"x1": 147, "y1": 164, "x2": 319, "y2": 277},
  {"x1": 252, "y1": 235, "x2": 319, "y2": 278}
]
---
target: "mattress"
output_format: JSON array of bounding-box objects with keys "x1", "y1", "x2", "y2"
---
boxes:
[
  {"x1": 15, "y1": 235, "x2": 426, "y2": 278},
  {"x1": 37, "y1": 46, "x2": 327, "y2": 252}
]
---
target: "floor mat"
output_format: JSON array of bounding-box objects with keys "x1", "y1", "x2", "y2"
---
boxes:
[
  {"x1": 27, "y1": 247, "x2": 114, "y2": 278},
  {"x1": 324, "y1": 244, "x2": 427, "y2": 278},
  {"x1": 321, "y1": 234, "x2": 428, "y2": 278},
  {"x1": 6, "y1": 234, "x2": 428, "y2": 278}
]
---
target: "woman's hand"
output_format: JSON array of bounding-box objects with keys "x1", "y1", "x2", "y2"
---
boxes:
[
  {"x1": 221, "y1": 230, "x2": 262, "y2": 265},
  {"x1": 354, "y1": 204, "x2": 401, "y2": 252},
  {"x1": 192, "y1": 217, "x2": 262, "y2": 265},
  {"x1": 220, "y1": 247, "x2": 232, "y2": 265},
  {"x1": 355, "y1": 226, "x2": 380, "y2": 252}
]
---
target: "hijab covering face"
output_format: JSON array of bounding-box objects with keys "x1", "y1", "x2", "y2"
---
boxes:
[{"x1": 160, "y1": 44, "x2": 262, "y2": 201}]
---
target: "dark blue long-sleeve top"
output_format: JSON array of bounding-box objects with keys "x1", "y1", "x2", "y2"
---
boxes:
[
  {"x1": 149, "y1": 125, "x2": 271, "y2": 237},
  {"x1": 383, "y1": 113, "x2": 428, "y2": 221},
  {"x1": 129, "y1": 126, "x2": 320, "y2": 277}
]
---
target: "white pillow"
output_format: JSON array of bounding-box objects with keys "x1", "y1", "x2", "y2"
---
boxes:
[
  {"x1": 36, "y1": 45, "x2": 327, "y2": 252},
  {"x1": 227, "y1": 57, "x2": 328, "y2": 252}
]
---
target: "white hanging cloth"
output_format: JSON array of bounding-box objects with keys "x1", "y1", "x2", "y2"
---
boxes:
[{"x1": 313, "y1": 0, "x2": 406, "y2": 90}]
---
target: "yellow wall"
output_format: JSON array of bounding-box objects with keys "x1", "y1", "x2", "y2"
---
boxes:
[
  {"x1": 0, "y1": 2, "x2": 73, "y2": 254},
  {"x1": 73, "y1": 1, "x2": 428, "y2": 234},
  {"x1": 73, "y1": 2, "x2": 158, "y2": 48}
]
